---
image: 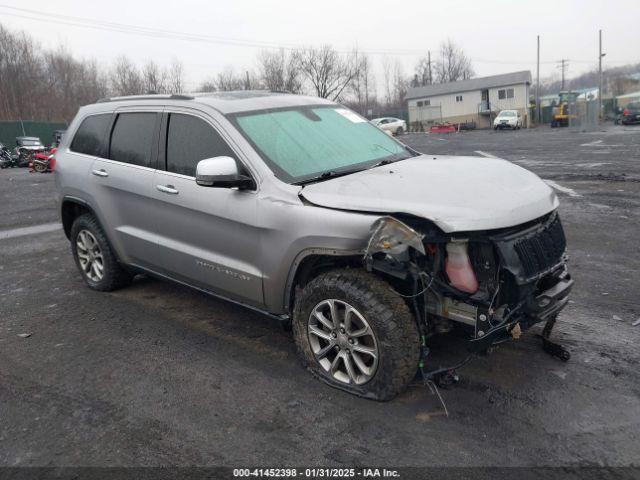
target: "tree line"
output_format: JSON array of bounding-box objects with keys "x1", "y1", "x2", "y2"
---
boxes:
[{"x1": 0, "y1": 22, "x2": 474, "y2": 123}]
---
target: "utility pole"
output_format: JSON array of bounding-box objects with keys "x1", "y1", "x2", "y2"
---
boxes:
[
  {"x1": 598, "y1": 29, "x2": 605, "y2": 121},
  {"x1": 558, "y1": 59, "x2": 569, "y2": 90},
  {"x1": 536, "y1": 35, "x2": 540, "y2": 125},
  {"x1": 427, "y1": 50, "x2": 432, "y2": 85}
]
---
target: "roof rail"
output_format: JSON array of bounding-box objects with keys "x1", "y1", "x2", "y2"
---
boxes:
[{"x1": 96, "y1": 94, "x2": 194, "y2": 103}]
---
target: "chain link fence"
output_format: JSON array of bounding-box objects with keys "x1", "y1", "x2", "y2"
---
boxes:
[{"x1": 565, "y1": 98, "x2": 600, "y2": 132}]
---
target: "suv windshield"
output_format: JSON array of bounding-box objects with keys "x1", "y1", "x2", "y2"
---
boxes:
[
  {"x1": 499, "y1": 111, "x2": 516, "y2": 117},
  {"x1": 231, "y1": 106, "x2": 412, "y2": 183}
]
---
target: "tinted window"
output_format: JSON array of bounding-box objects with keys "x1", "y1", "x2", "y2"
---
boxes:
[
  {"x1": 109, "y1": 113, "x2": 157, "y2": 167},
  {"x1": 70, "y1": 114, "x2": 111, "y2": 157},
  {"x1": 166, "y1": 113, "x2": 236, "y2": 176}
]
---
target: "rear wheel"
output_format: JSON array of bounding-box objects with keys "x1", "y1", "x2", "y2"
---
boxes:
[
  {"x1": 293, "y1": 269, "x2": 419, "y2": 401},
  {"x1": 70, "y1": 214, "x2": 132, "y2": 291},
  {"x1": 395, "y1": 126, "x2": 404, "y2": 136}
]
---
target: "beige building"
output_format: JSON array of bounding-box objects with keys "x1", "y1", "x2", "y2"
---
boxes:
[
  {"x1": 406, "y1": 71, "x2": 532, "y2": 130},
  {"x1": 616, "y1": 90, "x2": 640, "y2": 108}
]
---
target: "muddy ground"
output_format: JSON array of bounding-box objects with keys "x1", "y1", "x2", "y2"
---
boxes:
[{"x1": 1, "y1": 125, "x2": 639, "y2": 469}]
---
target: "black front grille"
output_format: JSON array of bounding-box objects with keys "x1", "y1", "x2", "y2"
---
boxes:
[{"x1": 514, "y1": 216, "x2": 566, "y2": 278}]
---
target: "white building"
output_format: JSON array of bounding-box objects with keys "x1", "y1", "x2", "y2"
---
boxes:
[{"x1": 406, "y1": 71, "x2": 532, "y2": 129}]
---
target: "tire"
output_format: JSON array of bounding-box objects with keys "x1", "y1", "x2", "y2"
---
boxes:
[
  {"x1": 34, "y1": 162, "x2": 47, "y2": 173},
  {"x1": 293, "y1": 268, "x2": 419, "y2": 401},
  {"x1": 395, "y1": 126, "x2": 404, "y2": 136},
  {"x1": 70, "y1": 213, "x2": 132, "y2": 291}
]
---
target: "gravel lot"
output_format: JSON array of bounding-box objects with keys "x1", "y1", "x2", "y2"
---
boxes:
[{"x1": 1, "y1": 125, "x2": 639, "y2": 469}]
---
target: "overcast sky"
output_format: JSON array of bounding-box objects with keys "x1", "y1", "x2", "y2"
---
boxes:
[{"x1": 1, "y1": 0, "x2": 639, "y2": 92}]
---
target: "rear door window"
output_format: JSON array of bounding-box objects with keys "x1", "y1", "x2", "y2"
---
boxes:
[
  {"x1": 70, "y1": 114, "x2": 112, "y2": 157},
  {"x1": 109, "y1": 112, "x2": 158, "y2": 167},
  {"x1": 165, "y1": 113, "x2": 236, "y2": 177}
]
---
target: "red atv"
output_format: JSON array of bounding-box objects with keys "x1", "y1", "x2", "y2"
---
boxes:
[{"x1": 29, "y1": 147, "x2": 57, "y2": 173}]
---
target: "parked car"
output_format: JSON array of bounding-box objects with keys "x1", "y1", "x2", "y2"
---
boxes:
[
  {"x1": 621, "y1": 102, "x2": 640, "y2": 125},
  {"x1": 371, "y1": 117, "x2": 406, "y2": 135},
  {"x1": 493, "y1": 110, "x2": 522, "y2": 130},
  {"x1": 15, "y1": 136, "x2": 46, "y2": 167},
  {"x1": 56, "y1": 92, "x2": 572, "y2": 400}
]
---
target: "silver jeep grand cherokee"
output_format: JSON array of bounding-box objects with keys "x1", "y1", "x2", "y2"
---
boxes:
[{"x1": 55, "y1": 91, "x2": 573, "y2": 400}]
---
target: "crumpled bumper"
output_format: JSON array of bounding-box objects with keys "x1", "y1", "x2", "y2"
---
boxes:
[{"x1": 467, "y1": 271, "x2": 573, "y2": 352}]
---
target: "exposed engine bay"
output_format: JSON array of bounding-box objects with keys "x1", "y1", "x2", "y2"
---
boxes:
[{"x1": 363, "y1": 211, "x2": 573, "y2": 358}]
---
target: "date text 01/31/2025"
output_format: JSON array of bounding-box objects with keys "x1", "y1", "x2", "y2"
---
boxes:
[{"x1": 232, "y1": 468, "x2": 400, "y2": 478}]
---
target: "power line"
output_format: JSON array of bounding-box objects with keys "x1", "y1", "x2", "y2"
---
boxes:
[{"x1": 2, "y1": 4, "x2": 636, "y2": 66}]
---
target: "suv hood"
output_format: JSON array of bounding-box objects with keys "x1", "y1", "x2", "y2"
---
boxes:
[{"x1": 299, "y1": 155, "x2": 559, "y2": 233}]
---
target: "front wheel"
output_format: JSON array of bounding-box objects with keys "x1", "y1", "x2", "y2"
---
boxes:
[
  {"x1": 293, "y1": 269, "x2": 419, "y2": 401},
  {"x1": 395, "y1": 126, "x2": 404, "y2": 136}
]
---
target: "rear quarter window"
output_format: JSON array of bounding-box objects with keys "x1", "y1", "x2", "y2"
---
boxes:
[{"x1": 70, "y1": 114, "x2": 112, "y2": 157}]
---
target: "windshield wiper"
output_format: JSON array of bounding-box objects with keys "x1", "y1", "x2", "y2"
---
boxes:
[
  {"x1": 371, "y1": 144, "x2": 414, "y2": 168},
  {"x1": 373, "y1": 158, "x2": 395, "y2": 167},
  {"x1": 295, "y1": 167, "x2": 366, "y2": 186}
]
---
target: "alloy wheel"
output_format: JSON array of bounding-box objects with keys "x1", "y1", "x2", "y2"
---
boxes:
[
  {"x1": 76, "y1": 230, "x2": 104, "y2": 282},
  {"x1": 307, "y1": 299, "x2": 379, "y2": 385}
]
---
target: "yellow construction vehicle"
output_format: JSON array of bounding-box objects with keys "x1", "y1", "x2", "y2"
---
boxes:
[{"x1": 551, "y1": 91, "x2": 578, "y2": 127}]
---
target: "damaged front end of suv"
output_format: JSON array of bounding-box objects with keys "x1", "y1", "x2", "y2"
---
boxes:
[{"x1": 363, "y1": 211, "x2": 573, "y2": 367}]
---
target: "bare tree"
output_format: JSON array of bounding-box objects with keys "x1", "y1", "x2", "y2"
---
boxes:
[
  {"x1": 295, "y1": 45, "x2": 356, "y2": 101},
  {"x1": 142, "y1": 61, "x2": 166, "y2": 93},
  {"x1": 257, "y1": 49, "x2": 302, "y2": 93},
  {"x1": 0, "y1": 25, "x2": 108, "y2": 122},
  {"x1": 166, "y1": 60, "x2": 184, "y2": 94},
  {"x1": 110, "y1": 56, "x2": 143, "y2": 96},
  {"x1": 380, "y1": 57, "x2": 406, "y2": 110},
  {"x1": 349, "y1": 50, "x2": 376, "y2": 116},
  {"x1": 215, "y1": 67, "x2": 246, "y2": 91},
  {"x1": 434, "y1": 39, "x2": 474, "y2": 84},
  {"x1": 197, "y1": 79, "x2": 217, "y2": 92},
  {"x1": 0, "y1": 24, "x2": 45, "y2": 120},
  {"x1": 413, "y1": 53, "x2": 433, "y2": 87},
  {"x1": 381, "y1": 57, "x2": 393, "y2": 107}
]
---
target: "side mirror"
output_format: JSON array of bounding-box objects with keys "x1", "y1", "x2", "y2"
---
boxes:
[{"x1": 195, "y1": 156, "x2": 255, "y2": 190}]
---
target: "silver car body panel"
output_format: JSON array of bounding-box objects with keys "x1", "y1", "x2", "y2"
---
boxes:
[
  {"x1": 55, "y1": 92, "x2": 558, "y2": 316},
  {"x1": 300, "y1": 155, "x2": 559, "y2": 233}
]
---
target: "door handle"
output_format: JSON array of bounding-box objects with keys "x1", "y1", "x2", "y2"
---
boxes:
[
  {"x1": 156, "y1": 184, "x2": 179, "y2": 195},
  {"x1": 91, "y1": 169, "x2": 108, "y2": 177}
]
